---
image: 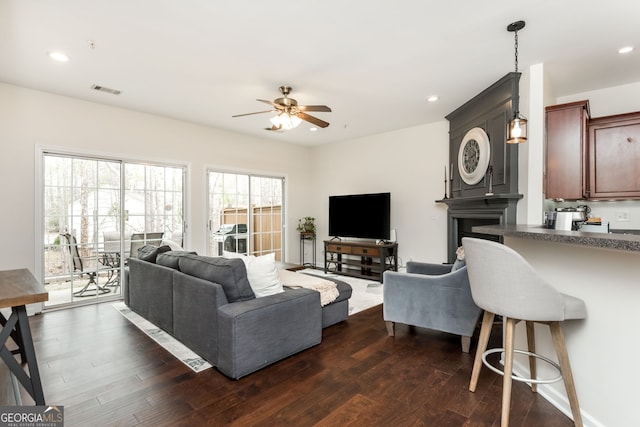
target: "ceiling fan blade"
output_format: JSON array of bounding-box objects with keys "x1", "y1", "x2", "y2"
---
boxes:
[
  {"x1": 232, "y1": 110, "x2": 275, "y2": 118},
  {"x1": 298, "y1": 105, "x2": 332, "y2": 113},
  {"x1": 298, "y1": 112, "x2": 330, "y2": 128},
  {"x1": 257, "y1": 99, "x2": 285, "y2": 110},
  {"x1": 265, "y1": 125, "x2": 285, "y2": 132}
]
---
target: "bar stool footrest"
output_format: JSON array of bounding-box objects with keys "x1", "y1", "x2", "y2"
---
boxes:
[{"x1": 482, "y1": 348, "x2": 563, "y2": 384}]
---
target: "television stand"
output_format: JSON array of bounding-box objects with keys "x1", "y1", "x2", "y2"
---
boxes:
[{"x1": 324, "y1": 240, "x2": 398, "y2": 283}]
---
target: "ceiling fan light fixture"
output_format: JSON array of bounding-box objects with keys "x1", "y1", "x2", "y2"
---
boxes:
[
  {"x1": 270, "y1": 112, "x2": 301, "y2": 130},
  {"x1": 234, "y1": 86, "x2": 330, "y2": 130},
  {"x1": 506, "y1": 20, "x2": 527, "y2": 144}
]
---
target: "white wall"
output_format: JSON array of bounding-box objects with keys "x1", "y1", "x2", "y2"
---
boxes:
[
  {"x1": 551, "y1": 81, "x2": 640, "y2": 229},
  {"x1": 310, "y1": 121, "x2": 450, "y2": 265},
  {"x1": 559, "y1": 81, "x2": 640, "y2": 118},
  {"x1": 0, "y1": 82, "x2": 315, "y2": 278},
  {"x1": 518, "y1": 64, "x2": 547, "y2": 225}
]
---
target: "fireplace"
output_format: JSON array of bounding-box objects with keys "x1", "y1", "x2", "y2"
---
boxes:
[
  {"x1": 442, "y1": 194, "x2": 522, "y2": 262},
  {"x1": 456, "y1": 217, "x2": 501, "y2": 243}
]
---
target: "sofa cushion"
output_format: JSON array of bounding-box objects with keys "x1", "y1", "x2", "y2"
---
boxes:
[
  {"x1": 156, "y1": 250, "x2": 197, "y2": 270},
  {"x1": 328, "y1": 278, "x2": 352, "y2": 303},
  {"x1": 179, "y1": 254, "x2": 255, "y2": 302},
  {"x1": 138, "y1": 244, "x2": 171, "y2": 263}
]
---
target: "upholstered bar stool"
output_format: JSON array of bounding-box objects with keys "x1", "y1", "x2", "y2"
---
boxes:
[{"x1": 461, "y1": 237, "x2": 587, "y2": 427}]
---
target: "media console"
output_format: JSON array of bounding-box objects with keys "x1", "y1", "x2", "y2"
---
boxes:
[{"x1": 323, "y1": 240, "x2": 398, "y2": 283}]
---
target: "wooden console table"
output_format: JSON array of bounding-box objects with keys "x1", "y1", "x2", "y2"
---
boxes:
[
  {"x1": 0, "y1": 269, "x2": 48, "y2": 405},
  {"x1": 324, "y1": 240, "x2": 398, "y2": 283}
]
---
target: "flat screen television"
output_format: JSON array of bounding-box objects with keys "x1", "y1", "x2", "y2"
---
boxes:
[{"x1": 329, "y1": 192, "x2": 391, "y2": 240}]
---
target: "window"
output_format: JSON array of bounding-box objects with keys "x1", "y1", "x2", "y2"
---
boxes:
[
  {"x1": 124, "y1": 163, "x2": 184, "y2": 245},
  {"x1": 42, "y1": 152, "x2": 185, "y2": 308},
  {"x1": 207, "y1": 171, "x2": 284, "y2": 260}
]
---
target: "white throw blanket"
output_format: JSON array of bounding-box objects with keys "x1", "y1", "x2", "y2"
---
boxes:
[{"x1": 278, "y1": 269, "x2": 339, "y2": 306}]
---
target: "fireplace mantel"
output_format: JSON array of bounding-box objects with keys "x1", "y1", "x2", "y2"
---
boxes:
[{"x1": 436, "y1": 193, "x2": 523, "y2": 206}]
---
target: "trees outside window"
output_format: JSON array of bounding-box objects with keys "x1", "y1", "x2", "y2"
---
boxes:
[{"x1": 42, "y1": 153, "x2": 185, "y2": 308}]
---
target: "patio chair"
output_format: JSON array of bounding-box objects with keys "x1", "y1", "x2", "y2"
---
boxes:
[
  {"x1": 101, "y1": 231, "x2": 129, "y2": 290},
  {"x1": 60, "y1": 233, "x2": 110, "y2": 297}
]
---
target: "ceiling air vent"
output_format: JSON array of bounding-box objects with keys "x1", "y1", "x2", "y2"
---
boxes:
[{"x1": 91, "y1": 84, "x2": 121, "y2": 95}]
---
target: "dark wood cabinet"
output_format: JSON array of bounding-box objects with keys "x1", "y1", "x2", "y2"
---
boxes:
[
  {"x1": 324, "y1": 240, "x2": 398, "y2": 283},
  {"x1": 545, "y1": 100, "x2": 590, "y2": 200},
  {"x1": 546, "y1": 101, "x2": 640, "y2": 201},
  {"x1": 589, "y1": 112, "x2": 640, "y2": 199}
]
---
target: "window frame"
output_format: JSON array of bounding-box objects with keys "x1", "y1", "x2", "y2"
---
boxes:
[
  {"x1": 36, "y1": 146, "x2": 188, "y2": 310},
  {"x1": 206, "y1": 168, "x2": 286, "y2": 260}
]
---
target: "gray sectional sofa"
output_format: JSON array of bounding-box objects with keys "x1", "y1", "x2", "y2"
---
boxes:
[{"x1": 124, "y1": 250, "x2": 351, "y2": 379}]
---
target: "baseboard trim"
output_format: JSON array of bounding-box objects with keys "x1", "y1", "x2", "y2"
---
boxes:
[{"x1": 512, "y1": 360, "x2": 605, "y2": 427}]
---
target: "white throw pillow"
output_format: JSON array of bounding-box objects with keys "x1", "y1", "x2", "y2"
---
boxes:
[
  {"x1": 222, "y1": 250, "x2": 245, "y2": 260},
  {"x1": 223, "y1": 251, "x2": 284, "y2": 298},
  {"x1": 161, "y1": 239, "x2": 183, "y2": 251}
]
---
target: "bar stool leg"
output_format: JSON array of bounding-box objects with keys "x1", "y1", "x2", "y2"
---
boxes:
[
  {"x1": 502, "y1": 317, "x2": 517, "y2": 427},
  {"x1": 469, "y1": 310, "x2": 494, "y2": 392},
  {"x1": 526, "y1": 321, "x2": 537, "y2": 393},
  {"x1": 549, "y1": 322, "x2": 583, "y2": 427}
]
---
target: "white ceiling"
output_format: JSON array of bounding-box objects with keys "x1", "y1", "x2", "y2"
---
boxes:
[{"x1": 1, "y1": 1, "x2": 639, "y2": 146}]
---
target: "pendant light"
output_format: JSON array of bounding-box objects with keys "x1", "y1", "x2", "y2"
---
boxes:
[{"x1": 507, "y1": 20, "x2": 527, "y2": 144}]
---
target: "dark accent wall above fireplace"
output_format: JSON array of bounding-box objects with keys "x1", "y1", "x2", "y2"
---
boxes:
[
  {"x1": 445, "y1": 72, "x2": 521, "y2": 198},
  {"x1": 439, "y1": 72, "x2": 523, "y2": 262}
]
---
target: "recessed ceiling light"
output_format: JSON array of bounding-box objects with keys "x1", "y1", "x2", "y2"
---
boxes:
[
  {"x1": 618, "y1": 46, "x2": 634, "y2": 54},
  {"x1": 48, "y1": 51, "x2": 70, "y2": 62},
  {"x1": 309, "y1": 127, "x2": 318, "y2": 132},
  {"x1": 426, "y1": 95, "x2": 439, "y2": 102}
]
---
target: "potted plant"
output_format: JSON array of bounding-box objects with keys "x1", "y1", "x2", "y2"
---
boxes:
[{"x1": 296, "y1": 216, "x2": 316, "y2": 237}]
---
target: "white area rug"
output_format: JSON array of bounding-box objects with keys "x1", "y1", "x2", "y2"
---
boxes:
[
  {"x1": 299, "y1": 268, "x2": 383, "y2": 315},
  {"x1": 113, "y1": 302, "x2": 212, "y2": 372}
]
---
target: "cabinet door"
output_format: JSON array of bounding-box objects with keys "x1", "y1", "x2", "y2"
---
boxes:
[
  {"x1": 589, "y1": 112, "x2": 640, "y2": 199},
  {"x1": 545, "y1": 101, "x2": 590, "y2": 200}
]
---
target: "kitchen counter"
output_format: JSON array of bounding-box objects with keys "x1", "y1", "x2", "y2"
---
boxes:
[{"x1": 473, "y1": 224, "x2": 640, "y2": 252}]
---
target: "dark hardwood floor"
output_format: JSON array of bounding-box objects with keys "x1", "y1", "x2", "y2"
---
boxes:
[{"x1": 1, "y1": 302, "x2": 574, "y2": 426}]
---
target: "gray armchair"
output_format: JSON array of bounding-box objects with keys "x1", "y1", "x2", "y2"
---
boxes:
[{"x1": 383, "y1": 261, "x2": 482, "y2": 352}]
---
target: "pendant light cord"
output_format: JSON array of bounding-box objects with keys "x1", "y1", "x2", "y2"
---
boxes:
[
  {"x1": 514, "y1": 30, "x2": 519, "y2": 73},
  {"x1": 512, "y1": 26, "x2": 520, "y2": 113}
]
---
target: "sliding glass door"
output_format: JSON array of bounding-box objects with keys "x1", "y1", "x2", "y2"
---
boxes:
[
  {"x1": 42, "y1": 152, "x2": 185, "y2": 309},
  {"x1": 207, "y1": 171, "x2": 284, "y2": 260}
]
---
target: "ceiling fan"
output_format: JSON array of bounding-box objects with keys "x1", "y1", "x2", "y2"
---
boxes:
[{"x1": 232, "y1": 86, "x2": 331, "y2": 131}]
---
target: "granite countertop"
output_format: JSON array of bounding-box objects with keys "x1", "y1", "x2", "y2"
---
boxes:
[{"x1": 472, "y1": 224, "x2": 640, "y2": 252}]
